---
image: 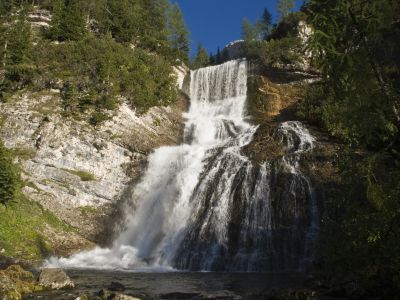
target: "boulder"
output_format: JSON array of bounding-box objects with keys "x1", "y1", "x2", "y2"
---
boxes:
[
  {"x1": 108, "y1": 281, "x2": 126, "y2": 292},
  {"x1": 109, "y1": 294, "x2": 142, "y2": 300},
  {"x1": 0, "y1": 271, "x2": 21, "y2": 300},
  {"x1": 97, "y1": 289, "x2": 142, "y2": 300},
  {"x1": 194, "y1": 290, "x2": 242, "y2": 300},
  {"x1": 38, "y1": 268, "x2": 75, "y2": 290}
]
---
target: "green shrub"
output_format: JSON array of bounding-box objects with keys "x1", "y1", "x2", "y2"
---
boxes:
[
  {"x1": 63, "y1": 169, "x2": 96, "y2": 181},
  {"x1": 34, "y1": 35, "x2": 178, "y2": 121},
  {"x1": 0, "y1": 141, "x2": 20, "y2": 205}
]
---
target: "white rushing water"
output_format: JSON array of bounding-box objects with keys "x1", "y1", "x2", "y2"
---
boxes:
[
  {"x1": 47, "y1": 60, "x2": 256, "y2": 270},
  {"x1": 47, "y1": 60, "x2": 318, "y2": 271}
]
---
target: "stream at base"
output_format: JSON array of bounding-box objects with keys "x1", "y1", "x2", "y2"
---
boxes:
[{"x1": 24, "y1": 270, "x2": 308, "y2": 300}]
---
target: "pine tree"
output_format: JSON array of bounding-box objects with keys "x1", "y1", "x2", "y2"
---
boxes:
[
  {"x1": 242, "y1": 18, "x2": 258, "y2": 42},
  {"x1": 215, "y1": 47, "x2": 221, "y2": 64},
  {"x1": 49, "y1": 0, "x2": 86, "y2": 41},
  {"x1": 192, "y1": 43, "x2": 209, "y2": 69},
  {"x1": 259, "y1": 8, "x2": 273, "y2": 39},
  {"x1": 221, "y1": 48, "x2": 230, "y2": 63},
  {"x1": 139, "y1": 0, "x2": 169, "y2": 51},
  {"x1": 0, "y1": 9, "x2": 31, "y2": 67},
  {"x1": 277, "y1": 0, "x2": 295, "y2": 20},
  {"x1": 168, "y1": 3, "x2": 190, "y2": 64},
  {"x1": 209, "y1": 52, "x2": 215, "y2": 65},
  {"x1": 0, "y1": 141, "x2": 19, "y2": 205}
]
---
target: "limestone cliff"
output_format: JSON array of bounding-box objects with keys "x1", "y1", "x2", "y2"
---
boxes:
[{"x1": 0, "y1": 67, "x2": 189, "y2": 257}]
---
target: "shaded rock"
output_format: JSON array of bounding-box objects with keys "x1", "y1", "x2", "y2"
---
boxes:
[
  {"x1": 108, "y1": 281, "x2": 126, "y2": 292},
  {"x1": 74, "y1": 294, "x2": 89, "y2": 300},
  {"x1": 194, "y1": 290, "x2": 242, "y2": 300},
  {"x1": 108, "y1": 294, "x2": 142, "y2": 300},
  {"x1": 38, "y1": 268, "x2": 74, "y2": 290},
  {"x1": 97, "y1": 289, "x2": 142, "y2": 300},
  {"x1": 160, "y1": 292, "x2": 201, "y2": 299},
  {"x1": 247, "y1": 288, "x2": 318, "y2": 300}
]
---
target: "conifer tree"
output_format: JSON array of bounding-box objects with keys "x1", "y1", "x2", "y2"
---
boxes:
[
  {"x1": 168, "y1": 3, "x2": 189, "y2": 64},
  {"x1": 209, "y1": 52, "x2": 215, "y2": 65},
  {"x1": 242, "y1": 18, "x2": 259, "y2": 42},
  {"x1": 58, "y1": 0, "x2": 86, "y2": 41},
  {"x1": 259, "y1": 8, "x2": 273, "y2": 39},
  {"x1": 49, "y1": 0, "x2": 86, "y2": 41},
  {"x1": 192, "y1": 43, "x2": 209, "y2": 69},
  {"x1": 0, "y1": 141, "x2": 19, "y2": 205},
  {"x1": 277, "y1": 0, "x2": 295, "y2": 20},
  {"x1": 0, "y1": 9, "x2": 31, "y2": 67},
  {"x1": 215, "y1": 47, "x2": 221, "y2": 64}
]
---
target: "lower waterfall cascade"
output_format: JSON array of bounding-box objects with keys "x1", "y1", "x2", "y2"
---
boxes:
[{"x1": 47, "y1": 60, "x2": 319, "y2": 272}]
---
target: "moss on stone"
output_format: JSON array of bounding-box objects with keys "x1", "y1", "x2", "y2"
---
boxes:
[
  {"x1": 62, "y1": 168, "x2": 96, "y2": 181},
  {"x1": 0, "y1": 265, "x2": 45, "y2": 299},
  {"x1": 0, "y1": 195, "x2": 73, "y2": 260}
]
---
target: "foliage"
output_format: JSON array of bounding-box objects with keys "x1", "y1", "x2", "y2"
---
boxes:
[
  {"x1": 303, "y1": 0, "x2": 399, "y2": 148},
  {"x1": 192, "y1": 43, "x2": 209, "y2": 69},
  {"x1": 0, "y1": 8, "x2": 32, "y2": 99},
  {"x1": 239, "y1": 12, "x2": 305, "y2": 70},
  {"x1": 0, "y1": 141, "x2": 20, "y2": 206},
  {"x1": 34, "y1": 34, "x2": 177, "y2": 119},
  {"x1": 0, "y1": 193, "x2": 73, "y2": 260},
  {"x1": 299, "y1": 0, "x2": 400, "y2": 294},
  {"x1": 63, "y1": 168, "x2": 96, "y2": 181},
  {"x1": 0, "y1": 0, "x2": 184, "y2": 123},
  {"x1": 277, "y1": 0, "x2": 295, "y2": 21},
  {"x1": 257, "y1": 8, "x2": 273, "y2": 40},
  {"x1": 48, "y1": 0, "x2": 86, "y2": 41},
  {"x1": 269, "y1": 12, "x2": 306, "y2": 40},
  {"x1": 167, "y1": 3, "x2": 190, "y2": 64},
  {"x1": 258, "y1": 36, "x2": 303, "y2": 68},
  {"x1": 242, "y1": 18, "x2": 259, "y2": 42}
]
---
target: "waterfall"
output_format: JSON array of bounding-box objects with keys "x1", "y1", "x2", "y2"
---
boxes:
[{"x1": 47, "y1": 60, "x2": 318, "y2": 271}]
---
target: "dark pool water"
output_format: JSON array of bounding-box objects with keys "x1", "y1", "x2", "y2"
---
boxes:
[{"x1": 24, "y1": 270, "x2": 307, "y2": 300}]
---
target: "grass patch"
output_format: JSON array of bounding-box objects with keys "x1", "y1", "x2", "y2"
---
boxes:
[
  {"x1": 62, "y1": 168, "x2": 96, "y2": 181},
  {"x1": 78, "y1": 205, "x2": 98, "y2": 217},
  {"x1": 11, "y1": 146, "x2": 37, "y2": 161},
  {"x1": 0, "y1": 195, "x2": 73, "y2": 260}
]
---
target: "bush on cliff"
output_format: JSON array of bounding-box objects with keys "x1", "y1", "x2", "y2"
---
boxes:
[{"x1": 0, "y1": 141, "x2": 20, "y2": 206}]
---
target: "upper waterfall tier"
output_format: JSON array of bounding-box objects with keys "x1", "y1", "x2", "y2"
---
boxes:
[{"x1": 190, "y1": 60, "x2": 247, "y2": 102}]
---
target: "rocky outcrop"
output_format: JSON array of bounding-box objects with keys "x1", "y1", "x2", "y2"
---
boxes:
[
  {"x1": 0, "y1": 82, "x2": 187, "y2": 252},
  {"x1": 38, "y1": 268, "x2": 74, "y2": 290},
  {"x1": 0, "y1": 265, "x2": 44, "y2": 300},
  {"x1": 242, "y1": 67, "x2": 341, "y2": 272}
]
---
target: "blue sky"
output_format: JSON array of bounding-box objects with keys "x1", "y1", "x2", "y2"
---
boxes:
[{"x1": 173, "y1": 0, "x2": 305, "y2": 58}]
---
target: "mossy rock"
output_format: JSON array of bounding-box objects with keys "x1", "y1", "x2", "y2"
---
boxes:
[
  {"x1": 0, "y1": 265, "x2": 44, "y2": 299},
  {"x1": 3, "y1": 265, "x2": 34, "y2": 282},
  {"x1": 0, "y1": 271, "x2": 21, "y2": 300}
]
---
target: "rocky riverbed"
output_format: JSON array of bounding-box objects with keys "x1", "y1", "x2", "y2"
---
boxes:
[{"x1": 0, "y1": 264, "x2": 365, "y2": 300}]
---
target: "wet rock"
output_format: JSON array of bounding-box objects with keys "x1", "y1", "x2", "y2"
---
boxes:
[
  {"x1": 108, "y1": 294, "x2": 142, "y2": 300},
  {"x1": 160, "y1": 292, "x2": 201, "y2": 299},
  {"x1": 97, "y1": 289, "x2": 142, "y2": 300},
  {"x1": 38, "y1": 268, "x2": 74, "y2": 290},
  {"x1": 194, "y1": 290, "x2": 242, "y2": 300},
  {"x1": 248, "y1": 288, "x2": 318, "y2": 300},
  {"x1": 108, "y1": 281, "x2": 126, "y2": 292}
]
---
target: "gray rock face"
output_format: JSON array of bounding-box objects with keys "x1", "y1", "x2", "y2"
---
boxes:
[
  {"x1": 0, "y1": 85, "x2": 187, "y2": 248},
  {"x1": 38, "y1": 268, "x2": 74, "y2": 290}
]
